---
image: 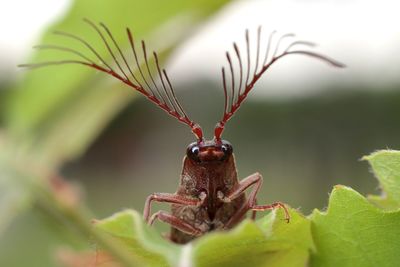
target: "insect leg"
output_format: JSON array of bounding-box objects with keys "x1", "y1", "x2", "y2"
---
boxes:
[
  {"x1": 222, "y1": 202, "x2": 249, "y2": 229},
  {"x1": 252, "y1": 202, "x2": 290, "y2": 223},
  {"x1": 149, "y1": 210, "x2": 203, "y2": 237},
  {"x1": 218, "y1": 172, "x2": 262, "y2": 204},
  {"x1": 224, "y1": 201, "x2": 289, "y2": 229},
  {"x1": 143, "y1": 193, "x2": 202, "y2": 222},
  {"x1": 251, "y1": 198, "x2": 257, "y2": 220},
  {"x1": 220, "y1": 172, "x2": 290, "y2": 229}
]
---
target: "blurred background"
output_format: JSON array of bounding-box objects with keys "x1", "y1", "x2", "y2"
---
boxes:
[{"x1": 1, "y1": 0, "x2": 400, "y2": 266}]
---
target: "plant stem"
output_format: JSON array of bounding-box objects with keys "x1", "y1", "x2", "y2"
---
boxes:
[
  {"x1": 34, "y1": 180, "x2": 142, "y2": 267},
  {"x1": 3, "y1": 151, "x2": 142, "y2": 267}
]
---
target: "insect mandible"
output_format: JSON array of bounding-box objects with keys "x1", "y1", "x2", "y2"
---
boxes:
[{"x1": 21, "y1": 19, "x2": 344, "y2": 244}]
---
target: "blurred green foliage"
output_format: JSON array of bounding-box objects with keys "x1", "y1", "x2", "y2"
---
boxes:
[{"x1": 0, "y1": 0, "x2": 230, "y2": 266}]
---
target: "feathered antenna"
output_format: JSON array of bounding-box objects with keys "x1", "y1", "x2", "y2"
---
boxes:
[
  {"x1": 214, "y1": 27, "x2": 345, "y2": 140},
  {"x1": 19, "y1": 19, "x2": 203, "y2": 141}
]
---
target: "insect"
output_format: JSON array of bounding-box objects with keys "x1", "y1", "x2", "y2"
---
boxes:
[{"x1": 21, "y1": 19, "x2": 344, "y2": 244}]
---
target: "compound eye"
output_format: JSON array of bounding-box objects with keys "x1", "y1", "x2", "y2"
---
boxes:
[
  {"x1": 186, "y1": 143, "x2": 201, "y2": 162},
  {"x1": 221, "y1": 143, "x2": 232, "y2": 155},
  {"x1": 220, "y1": 142, "x2": 233, "y2": 161},
  {"x1": 191, "y1": 146, "x2": 200, "y2": 155},
  {"x1": 221, "y1": 144, "x2": 228, "y2": 153}
]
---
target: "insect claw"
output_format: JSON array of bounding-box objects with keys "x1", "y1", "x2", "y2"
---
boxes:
[
  {"x1": 193, "y1": 230, "x2": 203, "y2": 237},
  {"x1": 277, "y1": 203, "x2": 291, "y2": 223}
]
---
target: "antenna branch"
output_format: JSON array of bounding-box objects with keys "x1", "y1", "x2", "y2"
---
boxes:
[
  {"x1": 214, "y1": 28, "x2": 345, "y2": 140},
  {"x1": 20, "y1": 19, "x2": 203, "y2": 141}
]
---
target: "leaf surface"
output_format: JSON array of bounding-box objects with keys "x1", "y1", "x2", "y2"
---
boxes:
[
  {"x1": 363, "y1": 150, "x2": 400, "y2": 209},
  {"x1": 192, "y1": 208, "x2": 313, "y2": 267},
  {"x1": 95, "y1": 210, "x2": 180, "y2": 267},
  {"x1": 95, "y1": 208, "x2": 314, "y2": 267},
  {"x1": 310, "y1": 185, "x2": 400, "y2": 267}
]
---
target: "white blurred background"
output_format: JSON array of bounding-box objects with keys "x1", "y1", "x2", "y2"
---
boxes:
[{"x1": 1, "y1": 0, "x2": 400, "y2": 98}]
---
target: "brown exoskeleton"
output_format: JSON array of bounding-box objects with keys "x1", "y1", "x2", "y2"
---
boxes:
[
  {"x1": 145, "y1": 139, "x2": 280, "y2": 244},
  {"x1": 21, "y1": 20, "x2": 344, "y2": 244}
]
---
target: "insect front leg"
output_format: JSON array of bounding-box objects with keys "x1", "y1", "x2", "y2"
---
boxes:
[
  {"x1": 149, "y1": 210, "x2": 204, "y2": 237},
  {"x1": 218, "y1": 172, "x2": 290, "y2": 229},
  {"x1": 251, "y1": 198, "x2": 258, "y2": 220},
  {"x1": 143, "y1": 192, "x2": 205, "y2": 222}
]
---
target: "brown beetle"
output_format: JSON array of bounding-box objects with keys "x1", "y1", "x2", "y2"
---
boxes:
[{"x1": 21, "y1": 20, "x2": 344, "y2": 244}]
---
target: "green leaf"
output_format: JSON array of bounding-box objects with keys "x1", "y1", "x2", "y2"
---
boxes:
[
  {"x1": 6, "y1": 0, "x2": 230, "y2": 168},
  {"x1": 192, "y1": 208, "x2": 314, "y2": 267},
  {"x1": 363, "y1": 150, "x2": 400, "y2": 209},
  {"x1": 95, "y1": 208, "x2": 314, "y2": 267},
  {"x1": 0, "y1": 134, "x2": 32, "y2": 236},
  {"x1": 0, "y1": 164, "x2": 31, "y2": 236},
  {"x1": 310, "y1": 185, "x2": 400, "y2": 267},
  {"x1": 94, "y1": 210, "x2": 181, "y2": 267}
]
